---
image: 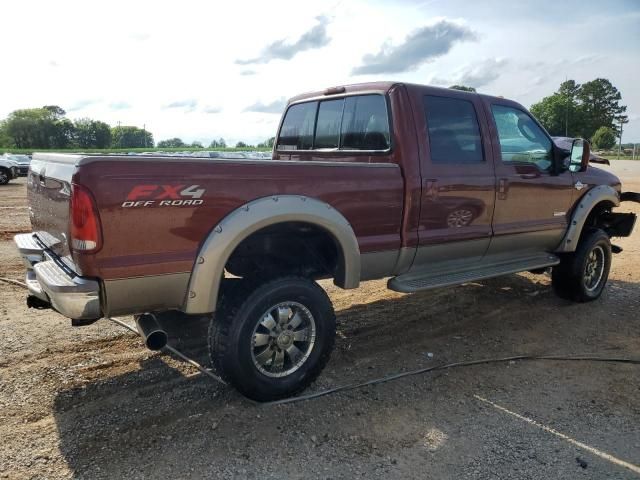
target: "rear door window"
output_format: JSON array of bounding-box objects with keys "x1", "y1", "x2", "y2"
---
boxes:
[
  {"x1": 277, "y1": 101, "x2": 318, "y2": 151},
  {"x1": 424, "y1": 95, "x2": 484, "y2": 164}
]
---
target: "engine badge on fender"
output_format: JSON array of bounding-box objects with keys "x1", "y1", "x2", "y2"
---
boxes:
[{"x1": 122, "y1": 184, "x2": 205, "y2": 208}]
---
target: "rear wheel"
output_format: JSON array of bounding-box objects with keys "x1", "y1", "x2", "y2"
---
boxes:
[
  {"x1": 208, "y1": 276, "x2": 336, "y2": 401},
  {"x1": 552, "y1": 229, "x2": 611, "y2": 302}
]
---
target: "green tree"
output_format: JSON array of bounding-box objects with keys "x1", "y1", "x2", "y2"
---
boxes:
[
  {"x1": 235, "y1": 141, "x2": 249, "y2": 148},
  {"x1": 577, "y1": 79, "x2": 627, "y2": 139},
  {"x1": 0, "y1": 120, "x2": 14, "y2": 147},
  {"x1": 112, "y1": 126, "x2": 154, "y2": 148},
  {"x1": 591, "y1": 126, "x2": 616, "y2": 150},
  {"x1": 4, "y1": 106, "x2": 75, "y2": 148},
  {"x1": 530, "y1": 80, "x2": 581, "y2": 137},
  {"x1": 74, "y1": 118, "x2": 112, "y2": 148},
  {"x1": 209, "y1": 137, "x2": 227, "y2": 148},
  {"x1": 449, "y1": 85, "x2": 476, "y2": 92},
  {"x1": 191, "y1": 141, "x2": 203, "y2": 148},
  {"x1": 157, "y1": 137, "x2": 186, "y2": 148}
]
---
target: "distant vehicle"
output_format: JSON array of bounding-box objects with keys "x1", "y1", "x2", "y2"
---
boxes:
[
  {"x1": 0, "y1": 156, "x2": 18, "y2": 184},
  {"x1": 3, "y1": 154, "x2": 31, "y2": 176}
]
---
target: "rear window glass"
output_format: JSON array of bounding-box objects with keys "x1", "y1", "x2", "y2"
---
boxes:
[
  {"x1": 314, "y1": 99, "x2": 344, "y2": 149},
  {"x1": 341, "y1": 95, "x2": 390, "y2": 150},
  {"x1": 277, "y1": 101, "x2": 317, "y2": 150},
  {"x1": 277, "y1": 94, "x2": 390, "y2": 152},
  {"x1": 424, "y1": 95, "x2": 484, "y2": 164}
]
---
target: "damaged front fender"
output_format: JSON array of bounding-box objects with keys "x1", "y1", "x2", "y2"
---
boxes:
[{"x1": 606, "y1": 191, "x2": 640, "y2": 238}]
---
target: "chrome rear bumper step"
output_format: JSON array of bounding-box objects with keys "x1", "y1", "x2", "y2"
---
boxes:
[{"x1": 13, "y1": 233, "x2": 102, "y2": 320}]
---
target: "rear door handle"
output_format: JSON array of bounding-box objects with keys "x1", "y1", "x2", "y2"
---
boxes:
[
  {"x1": 424, "y1": 179, "x2": 438, "y2": 199},
  {"x1": 498, "y1": 178, "x2": 508, "y2": 200}
]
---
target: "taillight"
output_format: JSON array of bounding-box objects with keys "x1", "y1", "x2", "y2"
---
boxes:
[{"x1": 70, "y1": 184, "x2": 102, "y2": 252}]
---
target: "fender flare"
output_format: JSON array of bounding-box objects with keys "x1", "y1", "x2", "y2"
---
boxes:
[
  {"x1": 183, "y1": 195, "x2": 361, "y2": 314},
  {"x1": 556, "y1": 185, "x2": 620, "y2": 252}
]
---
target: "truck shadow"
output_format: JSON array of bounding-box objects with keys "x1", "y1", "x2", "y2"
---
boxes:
[{"x1": 50, "y1": 274, "x2": 639, "y2": 477}]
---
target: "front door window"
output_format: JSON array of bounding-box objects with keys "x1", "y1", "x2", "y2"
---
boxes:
[{"x1": 491, "y1": 105, "x2": 553, "y2": 172}]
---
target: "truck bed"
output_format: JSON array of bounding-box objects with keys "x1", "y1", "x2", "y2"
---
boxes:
[{"x1": 27, "y1": 152, "x2": 404, "y2": 314}]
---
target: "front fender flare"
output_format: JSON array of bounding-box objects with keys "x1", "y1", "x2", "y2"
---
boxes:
[
  {"x1": 556, "y1": 185, "x2": 620, "y2": 253},
  {"x1": 183, "y1": 195, "x2": 361, "y2": 314}
]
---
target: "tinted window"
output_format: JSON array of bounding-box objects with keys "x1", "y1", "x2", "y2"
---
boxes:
[
  {"x1": 314, "y1": 99, "x2": 344, "y2": 149},
  {"x1": 341, "y1": 95, "x2": 390, "y2": 150},
  {"x1": 277, "y1": 101, "x2": 318, "y2": 150},
  {"x1": 424, "y1": 96, "x2": 484, "y2": 164},
  {"x1": 491, "y1": 105, "x2": 552, "y2": 170}
]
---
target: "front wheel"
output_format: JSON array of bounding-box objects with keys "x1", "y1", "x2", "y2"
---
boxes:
[
  {"x1": 208, "y1": 276, "x2": 336, "y2": 401},
  {"x1": 552, "y1": 229, "x2": 612, "y2": 302}
]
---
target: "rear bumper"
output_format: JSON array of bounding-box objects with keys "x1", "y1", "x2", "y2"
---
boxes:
[{"x1": 13, "y1": 233, "x2": 102, "y2": 320}]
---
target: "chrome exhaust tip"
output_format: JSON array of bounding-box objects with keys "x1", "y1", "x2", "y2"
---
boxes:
[{"x1": 135, "y1": 313, "x2": 168, "y2": 351}]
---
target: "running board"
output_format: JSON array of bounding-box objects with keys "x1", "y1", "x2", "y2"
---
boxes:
[{"x1": 388, "y1": 253, "x2": 560, "y2": 293}]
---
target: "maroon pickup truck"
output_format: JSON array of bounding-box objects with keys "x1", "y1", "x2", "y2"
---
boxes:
[{"x1": 14, "y1": 82, "x2": 639, "y2": 400}]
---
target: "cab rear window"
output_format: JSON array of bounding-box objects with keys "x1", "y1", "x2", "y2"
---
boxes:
[{"x1": 277, "y1": 94, "x2": 390, "y2": 151}]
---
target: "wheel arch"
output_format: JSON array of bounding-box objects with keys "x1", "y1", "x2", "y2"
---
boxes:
[
  {"x1": 556, "y1": 185, "x2": 620, "y2": 253},
  {"x1": 183, "y1": 195, "x2": 361, "y2": 314}
]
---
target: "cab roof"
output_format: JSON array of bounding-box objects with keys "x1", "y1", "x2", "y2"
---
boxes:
[{"x1": 287, "y1": 81, "x2": 522, "y2": 111}]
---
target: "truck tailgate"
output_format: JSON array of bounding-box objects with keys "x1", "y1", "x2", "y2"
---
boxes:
[{"x1": 28, "y1": 154, "x2": 80, "y2": 273}]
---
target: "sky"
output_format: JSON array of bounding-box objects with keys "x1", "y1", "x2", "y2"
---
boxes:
[{"x1": 1, "y1": 0, "x2": 639, "y2": 146}]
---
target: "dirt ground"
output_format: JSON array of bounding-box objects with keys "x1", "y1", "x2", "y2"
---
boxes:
[{"x1": 1, "y1": 164, "x2": 639, "y2": 479}]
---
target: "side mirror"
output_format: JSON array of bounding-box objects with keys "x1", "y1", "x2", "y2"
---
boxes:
[{"x1": 570, "y1": 138, "x2": 590, "y2": 173}]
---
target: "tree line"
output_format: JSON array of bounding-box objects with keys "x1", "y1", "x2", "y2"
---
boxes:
[{"x1": 0, "y1": 106, "x2": 153, "y2": 149}]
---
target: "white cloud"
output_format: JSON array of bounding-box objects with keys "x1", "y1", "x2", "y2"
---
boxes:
[{"x1": 352, "y1": 20, "x2": 477, "y2": 74}]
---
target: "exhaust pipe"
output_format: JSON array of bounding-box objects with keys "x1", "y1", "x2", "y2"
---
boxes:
[
  {"x1": 135, "y1": 313, "x2": 168, "y2": 351},
  {"x1": 27, "y1": 295, "x2": 51, "y2": 310}
]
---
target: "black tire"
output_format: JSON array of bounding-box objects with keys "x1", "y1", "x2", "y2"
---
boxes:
[
  {"x1": 552, "y1": 229, "x2": 612, "y2": 302},
  {"x1": 0, "y1": 168, "x2": 10, "y2": 185},
  {"x1": 208, "y1": 276, "x2": 336, "y2": 401}
]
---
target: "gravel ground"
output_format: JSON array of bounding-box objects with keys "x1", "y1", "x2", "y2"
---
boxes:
[{"x1": 1, "y1": 163, "x2": 639, "y2": 479}]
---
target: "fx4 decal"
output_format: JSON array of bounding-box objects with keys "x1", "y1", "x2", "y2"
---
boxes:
[{"x1": 122, "y1": 184, "x2": 206, "y2": 208}]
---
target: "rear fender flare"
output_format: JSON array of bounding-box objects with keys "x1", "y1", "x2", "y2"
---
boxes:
[
  {"x1": 183, "y1": 195, "x2": 360, "y2": 314},
  {"x1": 556, "y1": 185, "x2": 620, "y2": 252}
]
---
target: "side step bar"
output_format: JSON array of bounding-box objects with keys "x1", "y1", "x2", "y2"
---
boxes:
[{"x1": 388, "y1": 253, "x2": 560, "y2": 293}]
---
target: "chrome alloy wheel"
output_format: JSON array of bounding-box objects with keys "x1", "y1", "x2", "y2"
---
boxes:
[
  {"x1": 446, "y1": 209, "x2": 474, "y2": 228},
  {"x1": 250, "y1": 301, "x2": 316, "y2": 378},
  {"x1": 584, "y1": 245, "x2": 605, "y2": 292}
]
